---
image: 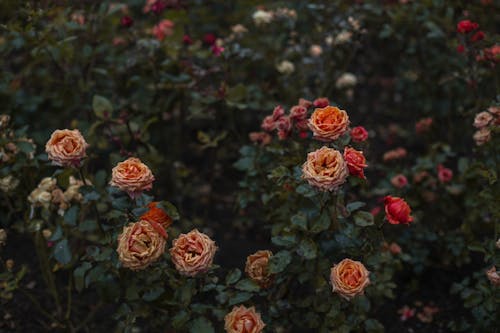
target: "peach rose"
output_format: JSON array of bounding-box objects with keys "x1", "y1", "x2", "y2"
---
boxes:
[
  {"x1": 302, "y1": 146, "x2": 348, "y2": 191},
  {"x1": 473, "y1": 111, "x2": 493, "y2": 128},
  {"x1": 245, "y1": 250, "x2": 273, "y2": 288},
  {"x1": 170, "y1": 229, "x2": 217, "y2": 277},
  {"x1": 109, "y1": 157, "x2": 155, "y2": 198},
  {"x1": 473, "y1": 128, "x2": 491, "y2": 146},
  {"x1": 384, "y1": 196, "x2": 413, "y2": 225},
  {"x1": 486, "y1": 266, "x2": 500, "y2": 286},
  {"x1": 140, "y1": 201, "x2": 172, "y2": 230},
  {"x1": 309, "y1": 106, "x2": 350, "y2": 141},
  {"x1": 330, "y1": 258, "x2": 370, "y2": 300},
  {"x1": 224, "y1": 305, "x2": 265, "y2": 333},
  {"x1": 117, "y1": 220, "x2": 166, "y2": 270},
  {"x1": 45, "y1": 129, "x2": 89, "y2": 167},
  {"x1": 343, "y1": 147, "x2": 367, "y2": 179}
]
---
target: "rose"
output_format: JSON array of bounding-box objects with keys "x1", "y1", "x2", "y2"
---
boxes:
[
  {"x1": 415, "y1": 117, "x2": 433, "y2": 134},
  {"x1": 276, "y1": 116, "x2": 292, "y2": 140},
  {"x1": 473, "y1": 111, "x2": 493, "y2": 128},
  {"x1": 290, "y1": 105, "x2": 308, "y2": 121},
  {"x1": 437, "y1": 165, "x2": 453, "y2": 183},
  {"x1": 343, "y1": 147, "x2": 367, "y2": 179},
  {"x1": 0, "y1": 175, "x2": 19, "y2": 193},
  {"x1": 456, "y1": 20, "x2": 479, "y2": 34},
  {"x1": 109, "y1": 157, "x2": 155, "y2": 198},
  {"x1": 335, "y1": 73, "x2": 357, "y2": 89},
  {"x1": 383, "y1": 147, "x2": 407, "y2": 162},
  {"x1": 152, "y1": 19, "x2": 174, "y2": 41},
  {"x1": 473, "y1": 128, "x2": 491, "y2": 146},
  {"x1": 302, "y1": 146, "x2": 348, "y2": 191},
  {"x1": 245, "y1": 250, "x2": 273, "y2": 288},
  {"x1": 260, "y1": 115, "x2": 276, "y2": 132},
  {"x1": 45, "y1": 129, "x2": 89, "y2": 167},
  {"x1": 330, "y1": 258, "x2": 370, "y2": 300},
  {"x1": 485, "y1": 266, "x2": 500, "y2": 286},
  {"x1": 120, "y1": 16, "x2": 133, "y2": 28},
  {"x1": 309, "y1": 106, "x2": 350, "y2": 141},
  {"x1": 117, "y1": 220, "x2": 166, "y2": 270},
  {"x1": 170, "y1": 229, "x2": 217, "y2": 277},
  {"x1": 298, "y1": 98, "x2": 312, "y2": 109},
  {"x1": 350, "y1": 126, "x2": 368, "y2": 142},
  {"x1": 249, "y1": 132, "x2": 272, "y2": 146},
  {"x1": 140, "y1": 201, "x2": 172, "y2": 230},
  {"x1": 390, "y1": 174, "x2": 408, "y2": 188},
  {"x1": 313, "y1": 97, "x2": 329, "y2": 108},
  {"x1": 384, "y1": 196, "x2": 413, "y2": 225},
  {"x1": 224, "y1": 305, "x2": 265, "y2": 333},
  {"x1": 470, "y1": 30, "x2": 485, "y2": 42}
]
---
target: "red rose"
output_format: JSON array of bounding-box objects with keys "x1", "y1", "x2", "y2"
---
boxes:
[
  {"x1": 182, "y1": 34, "x2": 193, "y2": 45},
  {"x1": 120, "y1": 16, "x2": 133, "y2": 28},
  {"x1": 470, "y1": 31, "x2": 485, "y2": 42},
  {"x1": 313, "y1": 97, "x2": 329, "y2": 108},
  {"x1": 384, "y1": 196, "x2": 413, "y2": 225},
  {"x1": 456, "y1": 20, "x2": 479, "y2": 34},
  {"x1": 343, "y1": 147, "x2": 368, "y2": 179},
  {"x1": 350, "y1": 126, "x2": 368, "y2": 142},
  {"x1": 203, "y1": 33, "x2": 217, "y2": 45},
  {"x1": 437, "y1": 164, "x2": 453, "y2": 183}
]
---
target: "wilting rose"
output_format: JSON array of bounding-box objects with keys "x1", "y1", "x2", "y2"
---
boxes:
[
  {"x1": 276, "y1": 116, "x2": 292, "y2": 140},
  {"x1": 170, "y1": 229, "x2": 217, "y2": 277},
  {"x1": 290, "y1": 105, "x2": 308, "y2": 121},
  {"x1": 391, "y1": 174, "x2": 408, "y2": 188},
  {"x1": 152, "y1": 19, "x2": 174, "y2": 41},
  {"x1": 272, "y1": 105, "x2": 285, "y2": 120},
  {"x1": 415, "y1": 117, "x2": 433, "y2": 134},
  {"x1": 473, "y1": 128, "x2": 491, "y2": 146},
  {"x1": 437, "y1": 165, "x2": 453, "y2": 183},
  {"x1": 260, "y1": 115, "x2": 276, "y2": 132},
  {"x1": 350, "y1": 126, "x2": 368, "y2": 142},
  {"x1": 45, "y1": 129, "x2": 89, "y2": 167},
  {"x1": 309, "y1": 106, "x2": 350, "y2": 141},
  {"x1": 384, "y1": 196, "x2": 413, "y2": 225},
  {"x1": 330, "y1": 258, "x2": 370, "y2": 300},
  {"x1": 117, "y1": 220, "x2": 166, "y2": 270},
  {"x1": 474, "y1": 111, "x2": 493, "y2": 128},
  {"x1": 224, "y1": 305, "x2": 265, "y2": 333},
  {"x1": 245, "y1": 250, "x2": 273, "y2": 288},
  {"x1": 485, "y1": 266, "x2": 500, "y2": 286},
  {"x1": 109, "y1": 157, "x2": 155, "y2": 198},
  {"x1": 249, "y1": 132, "x2": 272, "y2": 146},
  {"x1": 140, "y1": 201, "x2": 172, "y2": 230},
  {"x1": 383, "y1": 147, "x2": 407, "y2": 162},
  {"x1": 343, "y1": 147, "x2": 367, "y2": 179},
  {"x1": 313, "y1": 97, "x2": 329, "y2": 108},
  {"x1": 302, "y1": 146, "x2": 348, "y2": 191}
]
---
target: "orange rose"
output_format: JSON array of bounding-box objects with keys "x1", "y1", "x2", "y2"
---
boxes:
[
  {"x1": 245, "y1": 250, "x2": 273, "y2": 288},
  {"x1": 170, "y1": 229, "x2": 217, "y2": 277},
  {"x1": 384, "y1": 196, "x2": 413, "y2": 225},
  {"x1": 308, "y1": 106, "x2": 350, "y2": 141},
  {"x1": 45, "y1": 129, "x2": 89, "y2": 167},
  {"x1": 224, "y1": 305, "x2": 265, "y2": 333},
  {"x1": 140, "y1": 201, "x2": 172, "y2": 230},
  {"x1": 302, "y1": 146, "x2": 348, "y2": 191},
  {"x1": 117, "y1": 220, "x2": 166, "y2": 270},
  {"x1": 330, "y1": 258, "x2": 370, "y2": 300},
  {"x1": 343, "y1": 147, "x2": 367, "y2": 179},
  {"x1": 109, "y1": 157, "x2": 155, "y2": 198}
]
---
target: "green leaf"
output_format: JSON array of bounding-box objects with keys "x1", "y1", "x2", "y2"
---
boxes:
[
  {"x1": 189, "y1": 317, "x2": 214, "y2": 333},
  {"x1": 226, "y1": 268, "x2": 242, "y2": 285},
  {"x1": 142, "y1": 286, "x2": 165, "y2": 301},
  {"x1": 346, "y1": 201, "x2": 366, "y2": 213},
  {"x1": 269, "y1": 250, "x2": 291, "y2": 273},
  {"x1": 158, "y1": 201, "x2": 180, "y2": 220},
  {"x1": 353, "y1": 211, "x2": 374, "y2": 227},
  {"x1": 54, "y1": 239, "x2": 71, "y2": 265},
  {"x1": 271, "y1": 234, "x2": 297, "y2": 247},
  {"x1": 172, "y1": 311, "x2": 190, "y2": 329},
  {"x1": 17, "y1": 141, "x2": 35, "y2": 154},
  {"x1": 92, "y1": 95, "x2": 113, "y2": 118},
  {"x1": 63, "y1": 206, "x2": 79, "y2": 226},
  {"x1": 228, "y1": 292, "x2": 252, "y2": 306},
  {"x1": 310, "y1": 211, "x2": 331, "y2": 233},
  {"x1": 365, "y1": 319, "x2": 384, "y2": 333},
  {"x1": 74, "y1": 262, "x2": 92, "y2": 292},
  {"x1": 226, "y1": 83, "x2": 247, "y2": 103},
  {"x1": 291, "y1": 213, "x2": 308, "y2": 231},
  {"x1": 235, "y1": 278, "x2": 260, "y2": 292},
  {"x1": 297, "y1": 238, "x2": 317, "y2": 259}
]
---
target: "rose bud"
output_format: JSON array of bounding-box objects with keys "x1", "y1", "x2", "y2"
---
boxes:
[
  {"x1": 45, "y1": 129, "x2": 89, "y2": 168},
  {"x1": 384, "y1": 196, "x2": 413, "y2": 225},
  {"x1": 170, "y1": 229, "x2": 217, "y2": 277},
  {"x1": 456, "y1": 20, "x2": 479, "y2": 34},
  {"x1": 308, "y1": 106, "x2": 350, "y2": 141},
  {"x1": 302, "y1": 146, "x2": 348, "y2": 192},
  {"x1": 140, "y1": 201, "x2": 172, "y2": 230},
  {"x1": 330, "y1": 258, "x2": 370, "y2": 300},
  {"x1": 437, "y1": 164, "x2": 453, "y2": 183},
  {"x1": 350, "y1": 126, "x2": 368, "y2": 142},
  {"x1": 390, "y1": 174, "x2": 408, "y2": 188},
  {"x1": 117, "y1": 220, "x2": 166, "y2": 270},
  {"x1": 245, "y1": 250, "x2": 273, "y2": 288},
  {"x1": 224, "y1": 305, "x2": 265, "y2": 333},
  {"x1": 473, "y1": 111, "x2": 493, "y2": 128},
  {"x1": 109, "y1": 157, "x2": 155, "y2": 198},
  {"x1": 313, "y1": 97, "x2": 329, "y2": 108},
  {"x1": 343, "y1": 147, "x2": 368, "y2": 179}
]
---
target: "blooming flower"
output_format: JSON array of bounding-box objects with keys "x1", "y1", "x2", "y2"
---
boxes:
[
  {"x1": 45, "y1": 129, "x2": 89, "y2": 168},
  {"x1": 245, "y1": 250, "x2": 273, "y2": 288},
  {"x1": 473, "y1": 111, "x2": 493, "y2": 128},
  {"x1": 302, "y1": 146, "x2": 349, "y2": 191},
  {"x1": 109, "y1": 157, "x2": 155, "y2": 198},
  {"x1": 308, "y1": 106, "x2": 350, "y2": 141},
  {"x1": 437, "y1": 165, "x2": 453, "y2": 183},
  {"x1": 276, "y1": 60, "x2": 295, "y2": 74},
  {"x1": 384, "y1": 196, "x2": 413, "y2": 225},
  {"x1": 140, "y1": 201, "x2": 172, "y2": 230},
  {"x1": 330, "y1": 258, "x2": 370, "y2": 300},
  {"x1": 456, "y1": 20, "x2": 479, "y2": 34},
  {"x1": 224, "y1": 305, "x2": 265, "y2": 333},
  {"x1": 350, "y1": 126, "x2": 368, "y2": 142},
  {"x1": 343, "y1": 147, "x2": 367, "y2": 179},
  {"x1": 335, "y1": 73, "x2": 358, "y2": 89},
  {"x1": 152, "y1": 19, "x2": 174, "y2": 41},
  {"x1": 252, "y1": 10, "x2": 273, "y2": 26},
  {"x1": 390, "y1": 174, "x2": 408, "y2": 188},
  {"x1": 170, "y1": 229, "x2": 217, "y2": 277}
]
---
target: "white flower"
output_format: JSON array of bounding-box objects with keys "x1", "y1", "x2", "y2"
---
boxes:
[
  {"x1": 0, "y1": 175, "x2": 19, "y2": 193},
  {"x1": 336, "y1": 73, "x2": 358, "y2": 89},
  {"x1": 335, "y1": 31, "x2": 353, "y2": 44},
  {"x1": 252, "y1": 10, "x2": 273, "y2": 26},
  {"x1": 276, "y1": 60, "x2": 295, "y2": 75}
]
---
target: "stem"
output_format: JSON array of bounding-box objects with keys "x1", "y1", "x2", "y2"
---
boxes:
[
  {"x1": 78, "y1": 167, "x2": 105, "y2": 236},
  {"x1": 19, "y1": 288, "x2": 60, "y2": 324},
  {"x1": 330, "y1": 193, "x2": 339, "y2": 232}
]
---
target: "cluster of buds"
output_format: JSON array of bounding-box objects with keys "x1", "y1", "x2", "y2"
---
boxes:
[
  {"x1": 0, "y1": 114, "x2": 36, "y2": 163},
  {"x1": 28, "y1": 176, "x2": 89, "y2": 216},
  {"x1": 259, "y1": 99, "x2": 313, "y2": 140},
  {"x1": 473, "y1": 105, "x2": 500, "y2": 146},
  {"x1": 456, "y1": 19, "x2": 485, "y2": 54}
]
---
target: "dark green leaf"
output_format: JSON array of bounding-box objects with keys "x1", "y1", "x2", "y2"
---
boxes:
[{"x1": 54, "y1": 239, "x2": 71, "y2": 265}]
